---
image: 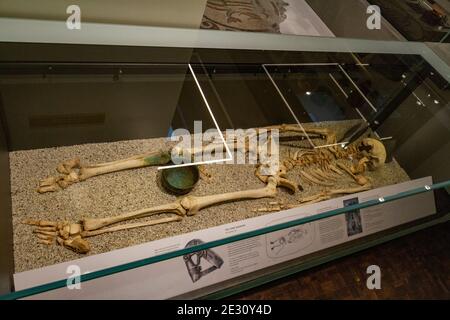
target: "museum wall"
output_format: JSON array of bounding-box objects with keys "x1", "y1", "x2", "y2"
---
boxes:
[
  {"x1": 0, "y1": 43, "x2": 195, "y2": 151},
  {"x1": 1, "y1": 74, "x2": 185, "y2": 150},
  {"x1": 0, "y1": 0, "x2": 207, "y2": 28}
]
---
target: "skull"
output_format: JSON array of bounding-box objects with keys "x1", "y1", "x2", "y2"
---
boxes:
[{"x1": 357, "y1": 138, "x2": 387, "y2": 170}]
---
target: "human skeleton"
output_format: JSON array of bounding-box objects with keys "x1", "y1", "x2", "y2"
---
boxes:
[{"x1": 23, "y1": 124, "x2": 387, "y2": 254}]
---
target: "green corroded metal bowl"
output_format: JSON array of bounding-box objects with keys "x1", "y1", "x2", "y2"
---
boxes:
[{"x1": 161, "y1": 165, "x2": 199, "y2": 195}]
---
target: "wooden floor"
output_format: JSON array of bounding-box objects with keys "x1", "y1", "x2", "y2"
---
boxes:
[{"x1": 234, "y1": 221, "x2": 450, "y2": 299}]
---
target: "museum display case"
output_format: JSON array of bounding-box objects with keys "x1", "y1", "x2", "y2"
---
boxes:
[{"x1": 0, "y1": 18, "x2": 449, "y2": 299}]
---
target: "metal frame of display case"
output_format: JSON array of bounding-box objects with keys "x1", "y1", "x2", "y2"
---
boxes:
[
  {"x1": 0, "y1": 18, "x2": 449, "y2": 77},
  {"x1": 0, "y1": 18, "x2": 449, "y2": 299}
]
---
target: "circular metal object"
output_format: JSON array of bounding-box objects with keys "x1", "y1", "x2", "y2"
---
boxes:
[{"x1": 161, "y1": 165, "x2": 199, "y2": 195}]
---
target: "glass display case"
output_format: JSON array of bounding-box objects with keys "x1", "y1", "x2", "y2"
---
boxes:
[{"x1": 0, "y1": 18, "x2": 449, "y2": 299}]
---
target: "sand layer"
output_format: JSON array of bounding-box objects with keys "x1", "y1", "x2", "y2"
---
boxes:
[{"x1": 10, "y1": 120, "x2": 410, "y2": 272}]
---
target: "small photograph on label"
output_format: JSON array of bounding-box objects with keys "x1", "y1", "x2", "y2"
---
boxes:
[
  {"x1": 183, "y1": 239, "x2": 224, "y2": 283},
  {"x1": 344, "y1": 197, "x2": 363, "y2": 236}
]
